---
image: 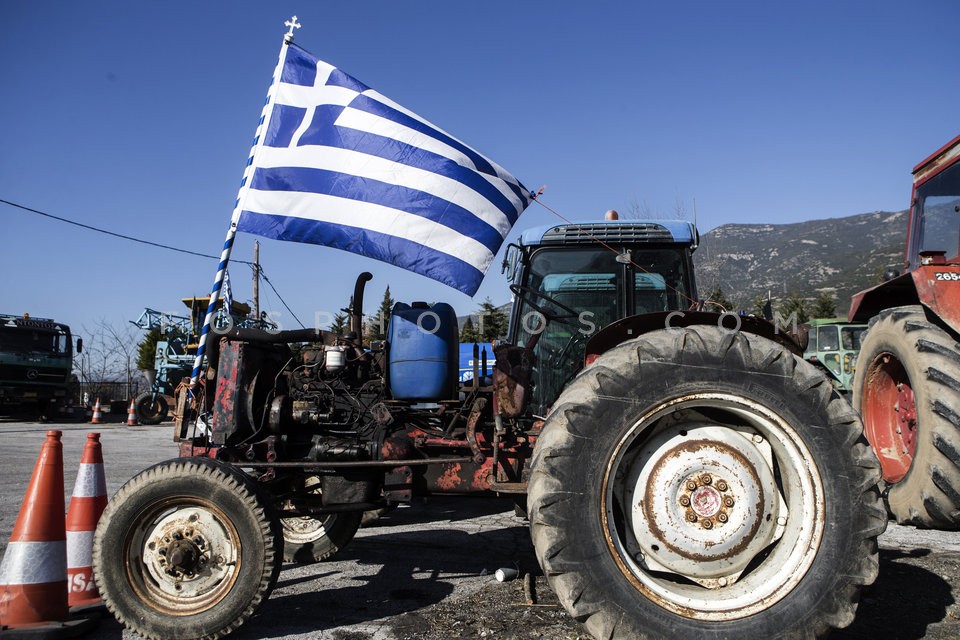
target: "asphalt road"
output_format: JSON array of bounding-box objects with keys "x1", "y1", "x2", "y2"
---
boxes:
[{"x1": 2, "y1": 418, "x2": 960, "y2": 639}]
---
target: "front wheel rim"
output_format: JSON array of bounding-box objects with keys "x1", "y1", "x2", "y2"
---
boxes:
[
  {"x1": 124, "y1": 497, "x2": 242, "y2": 615},
  {"x1": 602, "y1": 393, "x2": 824, "y2": 620}
]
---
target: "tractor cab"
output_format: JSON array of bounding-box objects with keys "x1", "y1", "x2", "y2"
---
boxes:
[
  {"x1": 906, "y1": 134, "x2": 960, "y2": 270},
  {"x1": 851, "y1": 135, "x2": 960, "y2": 334},
  {"x1": 503, "y1": 217, "x2": 698, "y2": 414},
  {"x1": 802, "y1": 318, "x2": 868, "y2": 391}
]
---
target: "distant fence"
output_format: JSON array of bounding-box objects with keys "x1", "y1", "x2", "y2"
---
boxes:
[{"x1": 77, "y1": 380, "x2": 143, "y2": 410}]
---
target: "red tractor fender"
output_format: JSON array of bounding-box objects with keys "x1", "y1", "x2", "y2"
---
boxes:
[
  {"x1": 848, "y1": 265, "x2": 960, "y2": 338},
  {"x1": 583, "y1": 310, "x2": 806, "y2": 367}
]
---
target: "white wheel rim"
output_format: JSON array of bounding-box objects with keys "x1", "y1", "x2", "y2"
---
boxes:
[
  {"x1": 602, "y1": 393, "x2": 824, "y2": 620},
  {"x1": 127, "y1": 499, "x2": 241, "y2": 614}
]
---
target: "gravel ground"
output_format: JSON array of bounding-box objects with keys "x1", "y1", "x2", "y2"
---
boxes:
[{"x1": 2, "y1": 417, "x2": 959, "y2": 639}]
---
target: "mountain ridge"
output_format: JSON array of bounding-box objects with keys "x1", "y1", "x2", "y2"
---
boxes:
[{"x1": 693, "y1": 209, "x2": 908, "y2": 312}]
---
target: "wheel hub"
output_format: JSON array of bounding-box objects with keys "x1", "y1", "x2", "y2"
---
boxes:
[
  {"x1": 863, "y1": 352, "x2": 916, "y2": 483},
  {"x1": 166, "y1": 538, "x2": 203, "y2": 574},
  {"x1": 627, "y1": 424, "x2": 785, "y2": 581},
  {"x1": 139, "y1": 505, "x2": 238, "y2": 606}
]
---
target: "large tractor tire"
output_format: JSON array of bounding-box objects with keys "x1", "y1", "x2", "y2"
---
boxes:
[
  {"x1": 528, "y1": 326, "x2": 885, "y2": 640},
  {"x1": 280, "y1": 476, "x2": 362, "y2": 563},
  {"x1": 135, "y1": 391, "x2": 169, "y2": 425},
  {"x1": 93, "y1": 458, "x2": 282, "y2": 640},
  {"x1": 853, "y1": 305, "x2": 960, "y2": 528}
]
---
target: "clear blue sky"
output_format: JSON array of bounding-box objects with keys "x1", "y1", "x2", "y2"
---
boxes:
[{"x1": 1, "y1": 1, "x2": 957, "y2": 336}]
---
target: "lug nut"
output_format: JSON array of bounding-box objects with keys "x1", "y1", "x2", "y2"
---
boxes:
[
  {"x1": 173, "y1": 532, "x2": 183, "y2": 540},
  {"x1": 723, "y1": 496, "x2": 735, "y2": 507},
  {"x1": 686, "y1": 480, "x2": 698, "y2": 491},
  {"x1": 702, "y1": 519, "x2": 714, "y2": 529},
  {"x1": 700, "y1": 474, "x2": 712, "y2": 485},
  {"x1": 687, "y1": 513, "x2": 698, "y2": 522},
  {"x1": 194, "y1": 536, "x2": 204, "y2": 545},
  {"x1": 716, "y1": 480, "x2": 728, "y2": 491},
  {"x1": 717, "y1": 513, "x2": 729, "y2": 523},
  {"x1": 679, "y1": 496, "x2": 691, "y2": 507},
  {"x1": 158, "y1": 548, "x2": 167, "y2": 556}
]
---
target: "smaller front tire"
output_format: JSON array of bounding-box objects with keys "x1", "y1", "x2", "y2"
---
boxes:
[{"x1": 93, "y1": 458, "x2": 282, "y2": 640}]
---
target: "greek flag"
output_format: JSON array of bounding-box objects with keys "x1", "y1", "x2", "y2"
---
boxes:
[{"x1": 234, "y1": 44, "x2": 534, "y2": 296}]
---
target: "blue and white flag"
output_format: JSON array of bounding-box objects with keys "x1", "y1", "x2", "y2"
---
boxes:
[
  {"x1": 234, "y1": 44, "x2": 534, "y2": 296},
  {"x1": 222, "y1": 269, "x2": 233, "y2": 311}
]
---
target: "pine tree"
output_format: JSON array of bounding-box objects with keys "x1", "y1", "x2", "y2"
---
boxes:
[
  {"x1": 460, "y1": 317, "x2": 481, "y2": 342},
  {"x1": 477, "y1": 298, "x2": 508, "y2": 342},
  {"x1": 778, "y1": 292, "x2": 810, "y2": 325},
  {"x1": 136, "y1": 329, "x2": 162, "y2": 371},
  {"x1": 365, "y1": 286, "x2": 394, "y2": 342},
  {"x1": 330, "y1": 312, "x2": 349, "y2": 335},
  {"x1": 810, "y1": 292, "x2": 837, "y2": 319},
  {"x1": 704, "y1": 286, "x2": 735, "y2": 312}
]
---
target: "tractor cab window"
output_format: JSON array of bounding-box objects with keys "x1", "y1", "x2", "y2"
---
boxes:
[
  {"x1": 805, "y1": 327, "x2": 819, "y2": 356},
  {"x1": 818, "y1": 326, "x2": 840, "y2": 352},
  {"x1": 841, "y1": 326, "x2": 866, "y2": 351},
  {"x1": 914, "y1": 160, "x2": 960, "y2": 262},
  {"x1": 514, "y1": 246, "x2": 691, "y2": 414}
]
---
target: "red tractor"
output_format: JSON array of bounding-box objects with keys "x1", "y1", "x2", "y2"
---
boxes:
[{"x1": 850, "y1": 134, "x2": 960, "y2": 528}]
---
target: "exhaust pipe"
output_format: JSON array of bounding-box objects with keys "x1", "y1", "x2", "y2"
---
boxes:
[{"x1": 351, "y1": 272, "x2": 374, "y2": 337}]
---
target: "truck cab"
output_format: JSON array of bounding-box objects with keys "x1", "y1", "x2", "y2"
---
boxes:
[
  {"x1": 0, "y1": 314, "x2": 78, "y2": 417},
  {"x1": 503, "y1": 217, "x2": 698, "y2": 414}
]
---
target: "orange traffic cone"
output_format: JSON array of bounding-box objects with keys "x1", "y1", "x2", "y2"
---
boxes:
[
  {"x1": 126, "y1": 399, "x2": 138, "y2": 426},
  {"x1": 65, "y1": 433, "x2": 108, "y2": 608},
  {"x1": 90, "y1": 398, "x2": 102, "y2": 424},
  {"x1": 0, "y1": 431, "x2": 69, "y2": 627}
]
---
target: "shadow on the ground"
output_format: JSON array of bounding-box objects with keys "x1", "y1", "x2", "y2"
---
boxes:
[
  {"x1": 232, "y1": 515, "x2": 535, "y2": 639},
  {"x1": 834, "y1": 548, "x2": 955, "y2": 639}
]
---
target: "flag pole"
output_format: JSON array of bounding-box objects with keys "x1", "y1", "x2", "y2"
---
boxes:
[{"x1": 189, "y1": 16, "x2": 301, "y2": 391}]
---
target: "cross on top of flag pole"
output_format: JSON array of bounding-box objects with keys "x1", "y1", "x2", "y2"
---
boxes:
[
  {"x1": 232, "y1": 36, "x2": 534, "y2": 296},
  {"x1": 284, "y1": 16, "x2": 300, "y2": 42}
]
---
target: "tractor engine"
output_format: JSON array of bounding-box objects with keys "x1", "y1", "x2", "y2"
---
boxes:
[
  {"x1": 197, "y1": 328, "x2": 386, "y2": 467},
  {"x1": 282, "y1": 339, "x2": 387, "y2": 461}
]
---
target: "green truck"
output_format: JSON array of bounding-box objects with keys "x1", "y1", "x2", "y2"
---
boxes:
[
  {"x1": 802, "y1": 318, "x2": 868, "y2": 391},
  {"x1": 0, "y1": 313, "x2": 80, "y2": 419}
]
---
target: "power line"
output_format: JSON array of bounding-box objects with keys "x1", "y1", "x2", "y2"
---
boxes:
[
  {"x1": 258, "y1": 267, "x2": 307, "y2": 329},
  {"x1": 2, "y1": 197, "x2": 310, "y2": 327},
  {"x1": 0, "y1": 197, "x2": 256, "y2": 264}
]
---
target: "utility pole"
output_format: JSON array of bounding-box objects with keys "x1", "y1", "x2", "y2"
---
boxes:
[{"x1": 253, "y1": 241, "x2": 260, "y2": 325}]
